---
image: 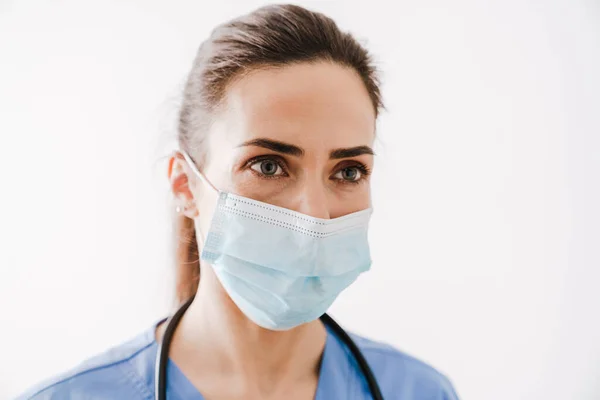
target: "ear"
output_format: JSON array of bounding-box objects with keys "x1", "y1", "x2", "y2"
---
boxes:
[{"x1": 168, "y1": 152, "x2": 200, "y2": 219}]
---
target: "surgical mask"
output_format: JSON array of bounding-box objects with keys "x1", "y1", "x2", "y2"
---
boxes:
[{"x1": 182, "y1": 151, "x2": 373, "y2": 331}]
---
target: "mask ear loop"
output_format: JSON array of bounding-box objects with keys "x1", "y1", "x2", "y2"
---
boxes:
[
  {"x1": 179, "y1": 149, "x2": 219, "y2": 260},
  {"x1": 180, "y1": 150, "x2": 219, "y2": 193}
]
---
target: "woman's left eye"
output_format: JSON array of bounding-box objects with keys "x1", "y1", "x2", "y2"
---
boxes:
[
  {"x1": 250, "y1": 159, "x2": 285, "y2": 177},
  {"x1": 333, "y1": 167, "x2": 362, "y2": 182}
]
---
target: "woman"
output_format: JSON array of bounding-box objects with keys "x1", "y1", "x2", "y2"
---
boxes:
[{"x1": 19, "y1": 4, "x2": 459, "y2": 400}]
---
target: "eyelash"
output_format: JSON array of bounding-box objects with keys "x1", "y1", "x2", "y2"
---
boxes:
[
  {"x1": 244, "y1": 155, "x2": 371, "y2": 185},
  {"x1": 244, "y1": 155, "x2": 289, "y2": 179},
  {"x1": 337, "y1": 163, "x2": 371, "y2": 185}
]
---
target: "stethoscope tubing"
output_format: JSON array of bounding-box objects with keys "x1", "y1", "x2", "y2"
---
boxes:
[{"x1": 155, "y1": 296, "x2": 384, "y2": 400}]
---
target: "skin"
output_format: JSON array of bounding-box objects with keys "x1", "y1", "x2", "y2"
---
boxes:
[{"x1": 162, "y1": 61, "x2": 376, "y2": 399}]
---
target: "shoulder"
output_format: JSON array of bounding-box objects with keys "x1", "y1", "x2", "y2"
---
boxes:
[
  {"x1": 351, "y1": 333, "x2": 460, "y2": 400},
  {"x1": 15, "y1": 326, "x2": 159, "y2": 400}
]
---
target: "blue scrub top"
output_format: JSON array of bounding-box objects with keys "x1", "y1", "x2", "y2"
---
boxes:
[{"x1": 17, "y1": 321, "x2": 459, "y2": 399}]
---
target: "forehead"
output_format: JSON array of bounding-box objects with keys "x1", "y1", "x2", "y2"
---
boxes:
[{"x1": 213, "y1": 62, "x2": 376, "y2": 151}]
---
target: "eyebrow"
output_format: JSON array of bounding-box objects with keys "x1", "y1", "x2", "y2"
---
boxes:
[
  {"x1": 329, "y1": 145, "x2": 374, "y2": 159},
  {"x1": 239, "y1": 138, "x2": 374, "y2": 159},
  {"x1": 239, "y1": 138, "x2": 304, "y2": 157}
]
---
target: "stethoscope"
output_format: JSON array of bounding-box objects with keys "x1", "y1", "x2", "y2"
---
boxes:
[{"x1": 155, "y1": 296, "x2": 384, "y2": 400}]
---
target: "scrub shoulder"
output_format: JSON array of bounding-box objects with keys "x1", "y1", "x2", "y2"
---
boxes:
[
  {"x1": 350, "y1": 333, "x2": 459, "y2": 400},
  {"x1": 14, "y1": 328, "x2": 157, "y2": 400}
]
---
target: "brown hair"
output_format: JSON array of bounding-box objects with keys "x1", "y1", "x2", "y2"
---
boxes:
[{"x1": 174, "y1": 4, "x2": 383, "y2": 304}]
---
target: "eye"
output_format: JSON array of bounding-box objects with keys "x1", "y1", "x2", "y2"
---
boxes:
[
  {"x1": 250, "y1": 159, "x2": 285, "y2": 177},
  {"x1": 333, "y1": 166, "x2": 362, "y2": 182}
]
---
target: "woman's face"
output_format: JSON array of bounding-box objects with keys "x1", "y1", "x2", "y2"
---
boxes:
[{"x1": 172, "y1": 61, "x2": 376, "y2": 230}]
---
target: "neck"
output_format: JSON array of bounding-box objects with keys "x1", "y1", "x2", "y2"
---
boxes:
[{"x1": 157, "y1": 266, "x2": 327, "y2": 397}]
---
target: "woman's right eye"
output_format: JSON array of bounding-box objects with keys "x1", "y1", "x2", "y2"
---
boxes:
[{"x1": 249, "y1": 159, "x2": 285, "y2": 177}]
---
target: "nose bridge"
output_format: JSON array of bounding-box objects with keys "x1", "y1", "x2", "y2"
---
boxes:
[{"x1": 295, "y1": 173, "x2": 330, "y2": 219}]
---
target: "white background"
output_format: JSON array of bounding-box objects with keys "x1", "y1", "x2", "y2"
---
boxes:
[{"x1": 1, "y1": 0, "x2": 599, "y2": 399}]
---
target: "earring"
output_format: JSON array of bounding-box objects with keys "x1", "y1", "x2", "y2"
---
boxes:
[{"x1": 175, "y1": 206, "x2": 182, "y2": 213}]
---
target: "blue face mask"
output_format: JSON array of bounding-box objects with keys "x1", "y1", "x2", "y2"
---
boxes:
[{"x1": 182, "y1": 151, "x2": 373, "y2": 331}]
